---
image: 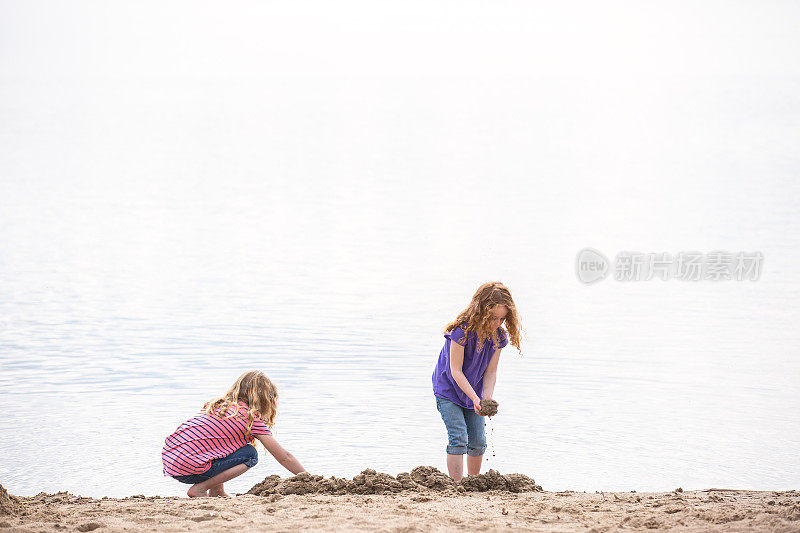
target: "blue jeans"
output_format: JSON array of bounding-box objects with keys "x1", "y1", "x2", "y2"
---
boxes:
[
  {"x1": 173, "y1": 444, "x2": 259, "y2": 484},
  {"x1": 435, "y1": 396, "x2": 487, "y2": 457}
]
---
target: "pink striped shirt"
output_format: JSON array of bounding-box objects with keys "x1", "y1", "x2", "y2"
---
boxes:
[{"x1": 162, "y1": 401, "x2": 272, "y2": 476}]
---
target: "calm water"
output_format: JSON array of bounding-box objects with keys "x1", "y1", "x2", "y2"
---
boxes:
[{"x1": 1, "y1": 72, "x2": 799, "y2": 497}]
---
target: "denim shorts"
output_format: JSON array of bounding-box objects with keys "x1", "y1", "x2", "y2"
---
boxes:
[
  {"x1": 435, "y1": 396, "x2": 487, "y2": 457},
  {"x1": 173, "y1": 444, "x2": 259, "y2": 484}
]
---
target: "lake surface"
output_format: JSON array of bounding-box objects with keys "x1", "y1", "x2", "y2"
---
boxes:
[{"x1": 1, "y1": 73, "x2": 798, "y2": 498}]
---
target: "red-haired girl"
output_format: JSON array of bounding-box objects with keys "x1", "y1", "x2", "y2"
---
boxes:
[{"x1": 432, "y1": 282, "x2": 522, "y2": 480}]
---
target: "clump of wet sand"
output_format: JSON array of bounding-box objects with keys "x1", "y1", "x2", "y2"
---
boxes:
[
  {"x1": 479, "y1": 398, "x2": 498, "y2": 417},
  {"x1": 247, "y1": 466, "x2": 542, "y2": 496},
  {"x1": 0, "y1": 484, "x2": 24, "y2": 516},
  {"x1": 407, "y1": 466, "x2": 457, "y2": 491},
  {"x1": 459, "y1": 469, "x2": 539, "y2": 492}
]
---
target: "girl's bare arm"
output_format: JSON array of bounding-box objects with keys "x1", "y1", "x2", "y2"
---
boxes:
[
  {"x1": 256, "y1": 434, "x2": 306, "y2": 475},
  {"x1": 449, "y1": 340, "x2": 481, "y2": 412},
  {"x1": 482, "y1": 347, "x2": 502, "y2": 400}
]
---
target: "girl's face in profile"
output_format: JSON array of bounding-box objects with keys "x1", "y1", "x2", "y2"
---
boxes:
[{"x1": 491, "y1": 305, "x2": 508, "y2": 329}]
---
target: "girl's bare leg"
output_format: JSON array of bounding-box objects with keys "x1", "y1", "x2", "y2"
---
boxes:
[
  {"x1": 446, "y1": 454, "x2": 464, "y2": 481},
  {"x1": 187, "y1": 464, "x2": 248, "y2": 498},
  {"x1": 466, "y1": 454, "x2": 483, "y2": 476}
]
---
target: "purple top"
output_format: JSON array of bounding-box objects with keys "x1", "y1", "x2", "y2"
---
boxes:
[{"x1": 432, "y1": 323, "x2": 508, "y2": 409}]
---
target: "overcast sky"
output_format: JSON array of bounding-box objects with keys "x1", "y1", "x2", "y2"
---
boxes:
[{"x1": 2, "y1": 0, "x2": 799, "y2": 81}]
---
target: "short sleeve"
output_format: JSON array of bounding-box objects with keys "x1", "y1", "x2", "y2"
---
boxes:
[
  {"x1": 496, "y1": 328, "x2": 509, "y2": 349},
  {"x1": 236, "y1": 402, "x2": 272, "y2": 436},
  {"x1": 445, "y1": 325, "x2": 467, "y2": 347},
  {"x1": 250, "y1": 417, "x2": 272, "y2": 436}
]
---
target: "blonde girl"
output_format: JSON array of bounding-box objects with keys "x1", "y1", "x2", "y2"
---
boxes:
[{"x1": 162, "y1": 370, "x2": 305, "y2": 497}]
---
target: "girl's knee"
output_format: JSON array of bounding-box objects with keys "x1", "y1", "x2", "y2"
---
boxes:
[
  {"x1": 446, "y1": 427, "x2": 468, "y2": 454},
  {"x1": 465, "y1": 420, "x2": 486, "y2": 455},
  {"x1": 241, "y1": 445, "x2": 259, "y2": 468},
  {"x1": 437, "y1": 397, "x2": 470, "y2": 453}
]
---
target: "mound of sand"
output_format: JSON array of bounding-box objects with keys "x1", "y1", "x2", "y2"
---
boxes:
[
  {"x1": 0, "y1": 484, "x2": 24, "y2": 516},
  {"x1": 247, "y1": 466, "x2": 542, "y2": 496}
]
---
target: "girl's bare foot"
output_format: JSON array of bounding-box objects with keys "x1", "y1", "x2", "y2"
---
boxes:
[
  {"x1": 208, "y1": 484, "x2": 231, "y2": 498},
  {"x1": 187, "y1": 486, "x2": 209, "y2": 498},
  {"x1": 185, "y1": 465, "x2": 247, "y2": 499}
]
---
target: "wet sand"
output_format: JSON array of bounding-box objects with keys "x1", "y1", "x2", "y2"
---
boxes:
[{"x1": 2, "y1": 470, "x2": 799, "y2": 532}]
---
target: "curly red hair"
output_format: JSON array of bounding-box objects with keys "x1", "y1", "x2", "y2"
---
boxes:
[{"x1": 444, "y1": 281, "x2": 522, "y2": 352}]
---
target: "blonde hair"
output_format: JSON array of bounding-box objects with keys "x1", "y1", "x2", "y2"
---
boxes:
[
  {"x1": 444, "y1": 281, "x2": 522, "y2": 352},
  {"x1": 203, "y1": 370, "x2": 278, "y2": 444}
]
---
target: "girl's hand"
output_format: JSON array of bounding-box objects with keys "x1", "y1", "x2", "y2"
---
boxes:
[
  {"x1": 475, "y1": 397, "x2": 500, "y2": 415},
  {"x1": 485, "y1": 397, "x2": 500, "y2": 409}
]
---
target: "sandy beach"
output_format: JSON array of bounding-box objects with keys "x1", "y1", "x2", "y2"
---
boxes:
[{"x1": 3, "y1": 468, "x2": 799, "y2": 532}]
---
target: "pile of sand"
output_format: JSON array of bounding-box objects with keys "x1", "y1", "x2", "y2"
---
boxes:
[
  {"x1": 247, "y1": 466, "x2": 542, "y2": 496},
  {"x1": 0, "y1": 484, "x2": 24, "y2": 516}
]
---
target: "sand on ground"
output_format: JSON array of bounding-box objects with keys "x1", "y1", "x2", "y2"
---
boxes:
[{"x1": 2, "y1": 467, "x2": 799, "y2": 532}]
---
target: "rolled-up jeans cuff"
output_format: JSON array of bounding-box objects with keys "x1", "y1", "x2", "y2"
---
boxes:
[
  {"x1": 466, "y1": 446, "x2": 486, "y2": 457},
  {"x1": 446, "y1": 445, "x2": 467, "y2": 455}
]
